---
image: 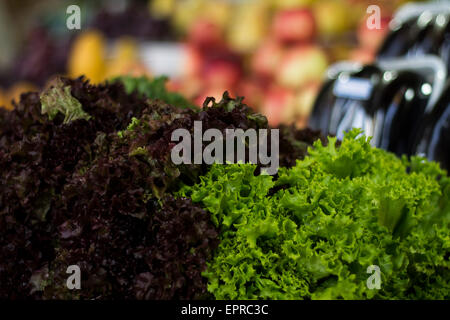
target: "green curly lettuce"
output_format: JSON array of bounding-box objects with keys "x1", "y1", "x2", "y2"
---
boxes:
[
  {"x1": 179, "y1": 129, "x2": 450, "y2": 300},
  {"x1": 113, "y1": 75, "x2": 197, "y2": 109}
]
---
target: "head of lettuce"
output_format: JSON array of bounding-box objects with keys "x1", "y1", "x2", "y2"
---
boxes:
[{"x1": 180, "y1": 129, "x2": 450, "y2": 300}]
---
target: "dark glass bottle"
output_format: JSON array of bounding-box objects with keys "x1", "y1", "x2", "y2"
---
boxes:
[
  {"x1": 406, "y1": 15, "x2": 436, "y2": 57},
  {"x1": 309, "y1": 66, "x2": 382, "y2": 139},
  {"x1": 378, "y1": 13, "x2": 450, "y2": 71},
  {"x1": 413, "y1": 81, "x2": 450, "y2": 171},
  {"x1": 308, "y1": 77, "x2": 336, "y2": 137},
  {"x1": 310, "y1": 65, "x2": 430, "y2": 157},
  {"x1": 378, "y1": 18, "x2": 419, "y2": 59},
  {"x1": 373, "y1": 71, "x2": 429, "y2": 156},
  {"x1": 439, "y1": 17, "x2": 450, "y2": 72}
]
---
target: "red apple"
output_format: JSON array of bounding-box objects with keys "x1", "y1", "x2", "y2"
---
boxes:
[
  {"x1": 261, "y1": 86, "x2": 296, "y2": 127},
  {"x1": 179, "y1": 75, "x2": 204, "y2": 100},
  {"x1": 202, "y1": 59, "x2": 242, "y2": 89},
  {"x1": 276, "y1": 45, "x2": 328, "y2": 89},
  {"x1": 236, "y1": 79, "x2": 264, "y2": 111},
  {"x1": 251, "y1": 40, "x2": 284, "y2": 79},
  {"x1": 165, "y1": 78, "x2": 183, "y2": 93},
  {"x1": 357, "y1": 16, "x2": 390, "y2": 51},
  {"x1": 272, "y1": 9, "x2": 316, "y2": 44},
  {"x1": 187, "y1": 19, "x2": 223, "y2": 49},
  {"x1": 275, "y1": 82, "x2": 321, "y2": 127}
]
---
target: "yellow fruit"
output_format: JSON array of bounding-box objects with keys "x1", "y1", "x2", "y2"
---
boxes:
[
  {"x1": 0, "y1": 88, "x2": 6, "y2": 109},
  {"x1": 294, "y1": 82, "x2": 320, "y2": 117},
  {"x1": 344, "y1": 0, "x2": 367, "y2": 27},
  {"x1": 202, "y1": 1, "x2": 232, "y2": 30},
  {"x1": 228, "y1": 18, "x2": 267, "y2": 53},
  {"x1": 114, "y1": 37, "x2": 138, "y2": 61},
  {"x1": 313, "y1": 0, "x2": 352, "y2": 36},
  {"x1": 272, "y1": 0, "x2": 313, "y2": 9},
  {"x1": 276, "y1": 46, "x2": 328, "y2": 89},
  {"x1": 227, "y1": 2, "x2": 269, "y2": 53},
  {"x1": 105, "y1": 38, "x2": 143, "y2": 78},
  {"x1": 173, "y1": 0, "x2": 205, "y2": 33},
  {"x1": 330, "y1": 44, "x2": 352, "y2": 62},
  {"x1": 105, "y1": 60, "x2": 151, "y2": 79},
  {"x1": 150, "y1": 0, "x2": 175, "y2": 18},
  {"x1": 68, "y1": 30, "x2": 106, "y2": 83},
  {"x1": 279, "y1": 83, "x2": 319, "y2": 126},
  {"x1": 4, "y1": 82, "x2": 37, "y2": 110}
]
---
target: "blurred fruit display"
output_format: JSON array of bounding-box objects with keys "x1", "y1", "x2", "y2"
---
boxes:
[
  {"x1": 90, "y1": 2, "x2": 174, "y2": 40},
  {"x1": 313, "y1": 0, "x2": 352, "y2": 36},
  {"x1": 166, "y1": 0, "x2": 399, "y2": 127},
  {"x1": 0, "y1": 0, "x2": 174, "y2": 108},
  {"x1": 1, "y1": 0, "x2": 414, "y2": 126}
]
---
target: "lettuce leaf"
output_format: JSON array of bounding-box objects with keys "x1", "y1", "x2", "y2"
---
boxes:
[
  {"x1": 113, "y1": 75, "x2": 197, "y2": 110},
  {"x1": 40, "y1": 77, "x2": 91, "y2": 123},
  {"x1": 181, "y1": 129, "x2": 450, "y2": 300}
]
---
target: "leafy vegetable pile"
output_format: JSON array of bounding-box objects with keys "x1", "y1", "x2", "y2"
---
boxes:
[
  {"x1": 180, "y1": 131, "x2": 450, "y2": 299},
  {"x1": 0, "y1": 76, "x2": 150, "y2": 299},
  {"x1": 0, "y1": 76, "x2": 448, "y2": 299},
  {"x1": 0, "y1": 76, "x2": 323, "y2": 299}
]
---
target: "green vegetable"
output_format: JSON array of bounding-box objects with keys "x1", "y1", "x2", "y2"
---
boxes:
[
  {"x1": 180, "y1": 129, "x2": 450, "y2": 300},
  {"x1": 0, "y1": 76, "x2": 324, "y2": 299},
  {"x1": 113, "y1": 75, "x2": 197, "y2": 109},
  {"x1": 40, "y1": 77, "x2": 91, "y2": 123}
]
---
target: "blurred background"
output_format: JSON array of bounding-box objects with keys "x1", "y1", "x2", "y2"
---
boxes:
[{"x1": 0, "y1": 0, "x2": 442, "y2": 128}]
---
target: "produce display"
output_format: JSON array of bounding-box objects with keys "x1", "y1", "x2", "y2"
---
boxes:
[
  {"x1": 0, "y1": 0, "x2": 449, "y2": 304},
  {"x1": 172, "y1": 0, "x2": 393, "y2": 127},
  {"x1": 0, "y1": 76, "x2": 322, "y2": 299},
  {"x1": 0, "y1": 1, "x2": 174, "y2": 109},
  {"x1": 181, "y1": 132, "x2": 450, "y2": 299},
  {"x1": 0, "y1": 0, "x2": 399, "y2": 125},
  {"x1": 0, "y1": 75, "x2": 448, "y2": 300}
]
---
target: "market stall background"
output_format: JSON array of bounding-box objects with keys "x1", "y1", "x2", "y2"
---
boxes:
[{"x1": 0, "y1": 0, "x2": 406, "y2": 127}]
